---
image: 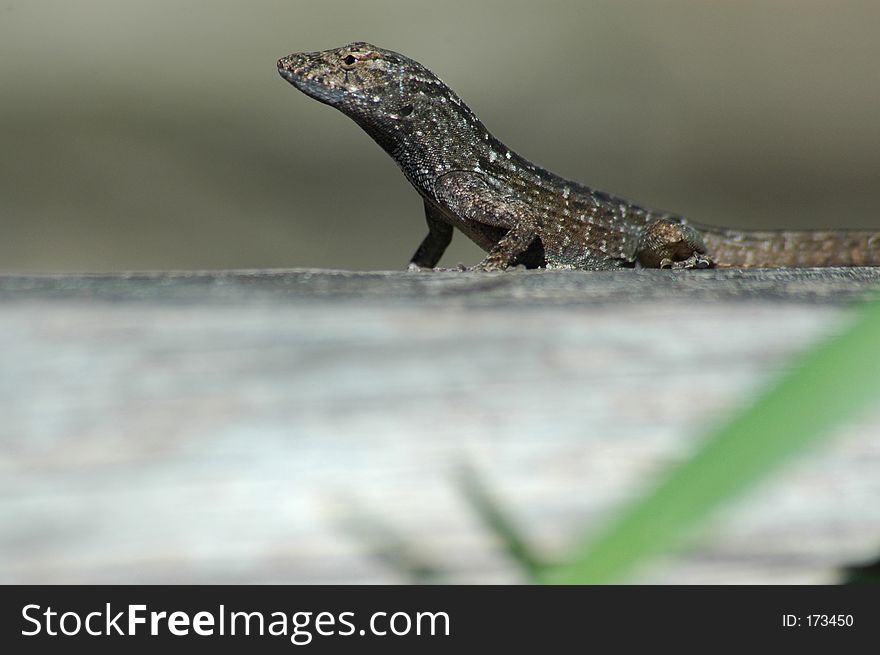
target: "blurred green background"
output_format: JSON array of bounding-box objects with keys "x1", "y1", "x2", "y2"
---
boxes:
[{"x1": 1, "y1": 0, "x2": 879, "y2": 272}]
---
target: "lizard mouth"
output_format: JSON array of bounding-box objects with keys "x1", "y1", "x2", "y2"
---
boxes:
[
  {"x1": 277, "y1": 56, "x2": 347, "y2": 107},
  {"x1": 277, "y1": 65, "x2": 297, "y2": 83}
]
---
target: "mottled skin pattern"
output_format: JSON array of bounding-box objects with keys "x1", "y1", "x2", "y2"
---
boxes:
[{"x1": 278, "y1": 42, "x2": 880, "y2": 271}]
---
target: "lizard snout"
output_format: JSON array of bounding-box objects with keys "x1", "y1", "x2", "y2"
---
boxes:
[{"x1": 277, "y1": 56, "x2": 305, "y2": 83}]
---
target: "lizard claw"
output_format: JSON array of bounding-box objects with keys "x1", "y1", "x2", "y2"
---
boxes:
[
  {"x1": 468, "y1": 261, "x2": 506, "y2": 272},
  {"x1": 661, "y1": 253, "x2": 715, "y2": 270}
]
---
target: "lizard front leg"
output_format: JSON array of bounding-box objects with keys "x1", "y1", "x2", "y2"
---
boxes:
[
  {"x1": 408, "y1": 200, "x2": 454, "y2": 270},
  {"x1": 477, "y1": 221, "x2": 540, "y2": 271},
  {"x1": 435, "y1": 171, "x2": 538, "y2": 271}
]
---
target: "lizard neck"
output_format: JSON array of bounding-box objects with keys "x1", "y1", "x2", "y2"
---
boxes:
[{"x1": 351, "y1": 88, "x2": 501, "y2": 197}]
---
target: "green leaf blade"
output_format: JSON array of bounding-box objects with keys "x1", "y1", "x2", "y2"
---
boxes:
[{"x1": 542, "y1": 300, "x2": 880, "y2": 584}]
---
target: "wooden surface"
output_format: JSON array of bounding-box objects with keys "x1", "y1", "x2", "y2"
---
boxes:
[{"x1": 2, "y1": 267, "x2": 880, "y2": 584}]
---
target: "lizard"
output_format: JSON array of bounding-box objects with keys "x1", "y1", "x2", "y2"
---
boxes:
[{"x1": 277, "y1": 42, "x2": 880, "y2": 271}]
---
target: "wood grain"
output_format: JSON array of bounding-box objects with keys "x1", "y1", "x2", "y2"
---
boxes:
[{"x1": 1, "y1": 268, "x2": 879, "y2": 583}]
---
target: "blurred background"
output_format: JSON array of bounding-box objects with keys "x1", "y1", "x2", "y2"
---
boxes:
[{"x1": 2, "y1": 0, "x2": 879, "y2": 272}]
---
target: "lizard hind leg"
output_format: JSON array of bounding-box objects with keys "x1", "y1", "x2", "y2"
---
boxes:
[
  {"x1": 408, "y1": 200, "x2": 454, "y2": 270},
  {"x1": 636, "y1": 220, "x2": 715, "y2": 269}
]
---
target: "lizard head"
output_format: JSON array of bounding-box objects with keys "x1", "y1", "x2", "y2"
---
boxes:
[
  {"x1": 277, "y1": 42, "x2": 439, "y2": 120},
  {"x1": 278, "y1": 43, "x2": 486, "y2": 180}
]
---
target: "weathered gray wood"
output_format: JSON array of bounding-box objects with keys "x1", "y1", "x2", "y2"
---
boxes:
[
  {"x1": 3, "y1": 266, "x2": 880, "y2": 305},
  {"x1": 1, "y1": 268, "x2": 879, "y2": 584}
]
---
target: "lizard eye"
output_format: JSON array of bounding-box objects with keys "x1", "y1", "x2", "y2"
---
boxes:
[
  {"x1": 398, "y1": 104, "x2": 414, "y2": 117},
  {"x1": 342, "y1": 54, "x2": 358, "y2": 67}
]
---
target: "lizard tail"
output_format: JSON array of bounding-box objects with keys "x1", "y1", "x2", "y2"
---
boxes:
[{"x1": 697, "y1": 226, "x2": 880, "y2": 268}]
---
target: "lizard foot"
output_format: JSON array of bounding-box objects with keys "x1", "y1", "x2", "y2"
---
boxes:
[
  {"x1": 468, "y1": 255, "x2": 507, "y2": 272},
  {"x1": 660, "y1": 252, "x2": 715, "y2": 270},
  {"x1": 467, "y1": 260, "x2": 527, "y2": 272},
  {"x1": 408, "y1": 262, "x2": 477, "y2": 272},
  {"x1": 637, "y1": 220, "x2": 715, "y2": 270}
]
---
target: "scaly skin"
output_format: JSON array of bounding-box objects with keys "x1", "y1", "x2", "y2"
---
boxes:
[{"x1": 277, "y1": 42, "x2": 880, "y2": 270}]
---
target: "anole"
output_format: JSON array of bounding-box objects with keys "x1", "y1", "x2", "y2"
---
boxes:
[{"x1": 278, "y1": 42, "x2": 880, "y2": 270}]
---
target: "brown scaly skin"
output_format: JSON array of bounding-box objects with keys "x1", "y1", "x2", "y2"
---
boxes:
[{"x1": 277, "y1": 42, "x2": 880, "y2": 271}]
